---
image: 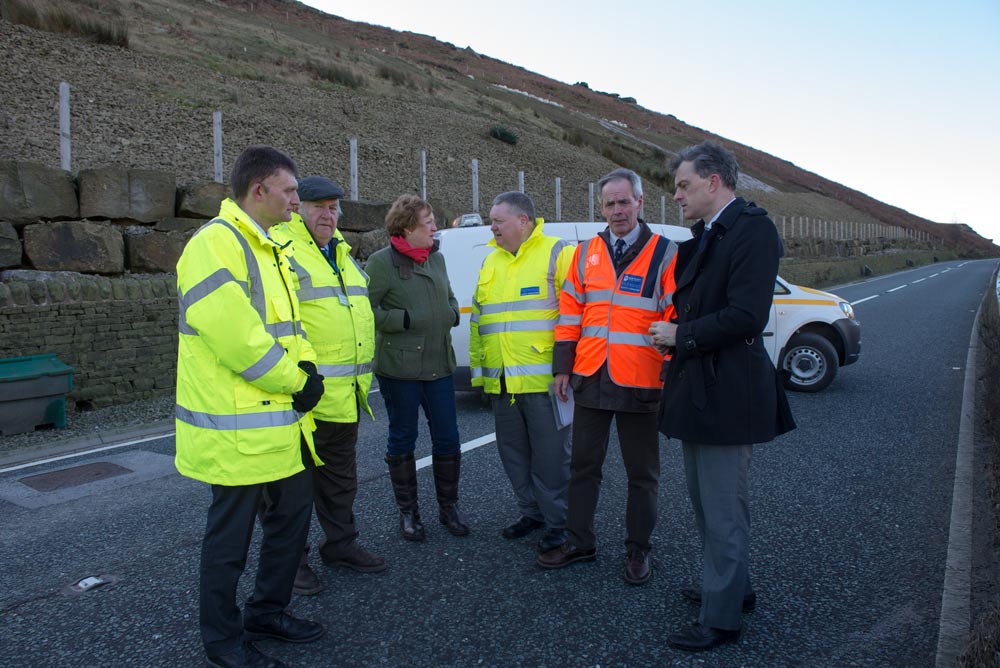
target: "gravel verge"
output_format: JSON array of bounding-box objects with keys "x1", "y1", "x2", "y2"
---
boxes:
[{"x1": 0, "y1": 393, "x2": 174, "y2": 460}]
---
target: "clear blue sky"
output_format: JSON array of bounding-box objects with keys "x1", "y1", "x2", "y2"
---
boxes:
[{"x1": 304, "y1": 0, "x2": 1000, "y2": 244}]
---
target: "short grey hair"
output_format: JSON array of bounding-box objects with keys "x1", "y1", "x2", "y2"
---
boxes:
[
  {"x1": 597, "y1": 168, "x2": 642, "y2": 201},
  {"x1": 492, "y1": 191, "x2": 536, "y2": 221},
  {"x1": 671, "y1": 141, "x2": 739, "y2": 191}
]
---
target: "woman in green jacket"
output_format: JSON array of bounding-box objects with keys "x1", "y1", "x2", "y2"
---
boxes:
[{"x1": 366, "y1": 195, "x2": 470, "y2": 541}]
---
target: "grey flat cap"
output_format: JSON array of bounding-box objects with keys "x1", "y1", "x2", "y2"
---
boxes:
[{"x1": 298, "y1": 176, "x2": 345, "y2": 201}]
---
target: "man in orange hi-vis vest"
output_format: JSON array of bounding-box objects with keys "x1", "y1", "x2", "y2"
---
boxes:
[{"x1": 537, "y1": 167, "x2": 678, "y2": 586}]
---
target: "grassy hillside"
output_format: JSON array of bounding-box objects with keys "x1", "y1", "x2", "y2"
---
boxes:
[{"x1": 1, "y1": 0, "x2": 996, "y2": 259}]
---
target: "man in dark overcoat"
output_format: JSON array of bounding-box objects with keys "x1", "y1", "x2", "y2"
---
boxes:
[{"x1": 650, "y1": 141, "x2": 795, "y2": 652}]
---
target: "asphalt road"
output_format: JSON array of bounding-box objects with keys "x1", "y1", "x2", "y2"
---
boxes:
[{"x1": 0, "y1": 258, "x2": 997, "y2": 668}]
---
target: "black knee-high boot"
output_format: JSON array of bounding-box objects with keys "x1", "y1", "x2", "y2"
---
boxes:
[
  {"x1": 433, "y1": 453, "x2": 470, "y2": 536},
  {"x1": 385, "y1": 454, "x2": 425, "y2": 541}
]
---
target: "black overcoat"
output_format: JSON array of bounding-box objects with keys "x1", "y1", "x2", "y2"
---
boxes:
[{"x1": 658, "y1": 198, "x2": 796, "y2": 445}]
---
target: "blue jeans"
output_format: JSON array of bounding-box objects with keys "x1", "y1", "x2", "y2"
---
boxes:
[{"x1": 376, "y1": 374, "x2": 461, "y2": 457}]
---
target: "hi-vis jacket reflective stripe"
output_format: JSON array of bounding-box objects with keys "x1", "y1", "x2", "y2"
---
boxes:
[
  {"x1": 555, "y1": 231, "x2": 678, "y2": 388},
  {"x1": 175, "y1": 198, "x2": 320, "y2": 486},
  {"x1": 271, "y1": 214, "x2": 375, "y2": 423},
  {"x1": 470, "y1": 220, "x2": 575, "y2": 395}
]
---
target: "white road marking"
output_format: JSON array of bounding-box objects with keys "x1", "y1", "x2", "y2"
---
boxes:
[
  {"x1": 930, "y1": 273, "x2": 940, "y2": 277},
  {"x1": 851, "y1": 295, "x2": 879, "y2": 305},
  {"x1": 0, "y1": 433, "x2": 174, "y2": 475},
  {"x1": 416, "y1": 433, "x2": 496, "y2": 470},
  {"x1": 912, "y1": 278, "x2": 926, "y2": 283},
  {"x1": 887, "y1": 285, "x2": 908, "y2": 293},
  {"x1": 941, "y1": 268, "x2": 951, "y2": 272}
]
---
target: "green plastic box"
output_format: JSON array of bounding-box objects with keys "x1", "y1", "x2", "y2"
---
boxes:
[{"x1": 0, "y1": 354, "x2": 74, "y2": 436}]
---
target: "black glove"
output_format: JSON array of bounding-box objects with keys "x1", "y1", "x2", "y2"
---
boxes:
[{"x1": 292, "y1": 364, "x2": 324, "y2": 413}]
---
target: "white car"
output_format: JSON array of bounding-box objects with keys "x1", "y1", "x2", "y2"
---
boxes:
[{"x1": 436, "y1": 222, "x2": 861, "y2": 393}]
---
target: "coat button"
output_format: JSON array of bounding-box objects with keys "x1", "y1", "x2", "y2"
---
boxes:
[
  {"x1": 684, "y1": 304, "x2": 691, "y2": 313},
  {"x1": 678, "y1": 370, "x2": 685, "y2": 378}
]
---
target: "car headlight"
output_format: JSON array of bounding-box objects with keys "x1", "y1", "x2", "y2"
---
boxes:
[{"x1": 839, "y1": 301, "x2": 855, "y2": 319}]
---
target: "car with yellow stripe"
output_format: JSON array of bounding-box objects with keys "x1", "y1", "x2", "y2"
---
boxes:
[{"x1": 437, "y1": 221, "x2": 860, "y2": 394}]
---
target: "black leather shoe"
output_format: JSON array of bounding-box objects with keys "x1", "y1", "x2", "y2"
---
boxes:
[
  {"x1": 206, "y1": 642, "x2": 286, "y2": 668},
  {"x1": 680, "y1": 587, "x2": 756, "y2": 612},
  {"x1": 536, "y1": 528, "x2": 568, "y2": 554},
  {"x1": 502, "y1": 516, "x2": 544, "y2": 539},
  {"x1": 536, "y1": 541, "x2": 596, "y2": 569},
  {"x1": 244, "y1": 611, "x2": 324, "y2": 644},
  {"x1": 624, "y1": 548, "x2": 651, "y2": 585},
  {"x1": 666, "y1": 622, "x2": 740, "y2": 652},
  {"x1": 322, "y1": 542, "x2": 387, "y2": 573}
]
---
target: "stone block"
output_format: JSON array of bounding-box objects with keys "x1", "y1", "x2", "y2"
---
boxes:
[
  {"x1": 354, "y1": 228, "x2": 389, "y2": 262},
  {"x1": 177, "y1": 182, "x2": 228, "y2": 218},
  {"x1": 339, "y1": 230, "x2": 361, "y2": 251},
  {"x1": 0, "y1": 161, "x2": 79, "y2": 222},
  {"x1": 23, "y1": 221, "x2": 125, "y2": 274},
  {"x1": 79, "y1": 167, "x2": 176, "y2": 223},
  {"x1": 5, "y1": 282, "x2": 29, "y2": 305},
  {"x1": 155, "y1": 217, "x2": 206, "y2": 234},
  {"x1": 339, "y1": 200, "x2": 391, "y2": 233},
  {"x1": 126, "y1": 229, "x2": 187, "y2": 273},
  {"x1": 0, "y1": 221, "x2": 21, "y2": 268}
]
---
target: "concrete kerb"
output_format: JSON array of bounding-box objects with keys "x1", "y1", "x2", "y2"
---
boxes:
[{"x1": 0, "y1": 420, "x2": 175, "y2": 474}]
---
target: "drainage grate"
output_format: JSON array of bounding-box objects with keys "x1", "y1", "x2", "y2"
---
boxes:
[{"x1": 19, "y1": 462, "x2": 133, "y2": 492}]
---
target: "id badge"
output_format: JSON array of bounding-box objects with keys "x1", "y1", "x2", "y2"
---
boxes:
[{"x1": 339, "y1": 294, "x2": 350, "y2": 306}]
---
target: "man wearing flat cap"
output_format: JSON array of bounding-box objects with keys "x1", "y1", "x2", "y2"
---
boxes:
[{"x1": 272, "y1": 176, "x2": 384, "y2": 595}]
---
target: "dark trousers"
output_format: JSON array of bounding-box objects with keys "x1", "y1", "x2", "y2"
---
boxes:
[
  {"x1": 566, "y1": 405, "x2": 660, "y2": 551},
  {"x1": 199, "y1": 457, "x2": 313, "y2": 656},
  {"x1": 376, "y1": 374, "x2": 461, "y2": 456},
  {"x1": 682, "y1": 441, "x2": 753, "y2": 630},
  {"x1": 312, "y1": 418, "x2": 360, "y2": 560}
]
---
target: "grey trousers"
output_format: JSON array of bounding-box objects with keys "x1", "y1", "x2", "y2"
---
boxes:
[
  {"x1": 682, "y1": 441, "x2": 753, "y2": 631},
  {"x1": 492, "y1": 392, "x2": 571, "y2": 528}
]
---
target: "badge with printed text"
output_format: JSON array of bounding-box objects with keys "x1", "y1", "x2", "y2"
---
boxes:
[
  {"x1": 619, "y1": 274, "x2": 643, "y2": 294},
  {"x1": 520, "y1": 286, "x2": 540, "y2": 296}
]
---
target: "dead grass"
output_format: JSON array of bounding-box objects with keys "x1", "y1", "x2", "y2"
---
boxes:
[
  {"x1": 778, "y1": 250, "x2": 958, "y2": 288},
  {"x1": 1, "y1": 0, "x2": 129, "y2": 46}
]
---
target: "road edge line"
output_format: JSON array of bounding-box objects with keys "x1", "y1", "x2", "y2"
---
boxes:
[{"x1": 933, "y1": 292, "x2": 981, "y2": 667}]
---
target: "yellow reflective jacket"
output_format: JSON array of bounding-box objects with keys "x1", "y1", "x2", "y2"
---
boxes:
[
  {"x1": 175, "y1": 198, "x2": 321, "y2": 486},
  {"x1": 470, "y1": 220, "x2": 575, "y2": 394},
  {"x1": 271, "y1": 214, "x2": 375, "y2": 423}
]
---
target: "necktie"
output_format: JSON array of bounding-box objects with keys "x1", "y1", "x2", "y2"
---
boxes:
[
  {"x1": 697, "y1": 223, "x2": 710, "y2": 253},
  {"x1": 613, "y1": 238, "x2": 626, "y2": 263}
]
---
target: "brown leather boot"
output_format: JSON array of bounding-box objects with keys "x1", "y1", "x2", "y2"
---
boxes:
[
  {"x1": 292, "y1": 546, "x2": 324, "y2": 596},
  {"x1": 385, "y1": 454, "x2": 425, "y2": 541},
  {"x1": 432, "y1": 453, "x2": 470, "y2": 536}
]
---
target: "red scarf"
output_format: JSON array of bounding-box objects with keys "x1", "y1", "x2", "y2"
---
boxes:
[{"x1": 391, "y1": 235, "x2": 431, "y2": 264}]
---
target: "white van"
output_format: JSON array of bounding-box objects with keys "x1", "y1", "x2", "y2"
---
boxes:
[{"x1": 436, "y1": 222, "x2": 861, "y2": 393}]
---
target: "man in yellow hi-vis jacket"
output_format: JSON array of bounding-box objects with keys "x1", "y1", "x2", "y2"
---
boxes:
[
  {"x1": 271, "y1": 176, "x2": 384, "y2": 597},
  {"x1": 175, "y1": 146, "x2": 326, "y2": 668},
  {"x1": 471, "y1": 191, "x2": 575, "y2": 554}
]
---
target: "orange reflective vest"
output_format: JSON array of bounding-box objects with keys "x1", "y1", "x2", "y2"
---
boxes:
[{"x1": 555, "y1": 232, "x2": 678, "y2": 388}]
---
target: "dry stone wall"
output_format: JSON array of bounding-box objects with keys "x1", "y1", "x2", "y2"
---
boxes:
[
  {"x1": 0, "y1": 160, "x2": 395, "y2": 408},
  {"x1": 0, "y1": 271, "x2": 177, "y2": 408}
]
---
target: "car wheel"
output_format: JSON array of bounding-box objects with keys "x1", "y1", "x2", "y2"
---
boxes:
[{"x1": 781, "y1": 332, "x2": 838, "y2": 392}]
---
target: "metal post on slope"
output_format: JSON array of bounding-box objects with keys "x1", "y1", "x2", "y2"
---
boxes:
[
  {"x1": 471, "y1": 159, "x2": 479, "y2": 214},
  {"x1": 555, "y1": 177, "x2": 561, "y2": 221},
  {"x1": 59, "y1": 82, "x2": 71, "y2": 172},
  {"x1": 212, "y1": 111, "x2": 223, "y2": 183},
  {"x1": 588, "y1": 183, "x2": 595, "y2": 222},
  {"x1": 349, "y1": 137, "x2": 358, "y2": 200},
  {"x1": 518, "y1": 170, "x2": 524, "y2": 193},
  {"x1": 420, "y1": 149, "x2": 427, "y2": 200}
]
